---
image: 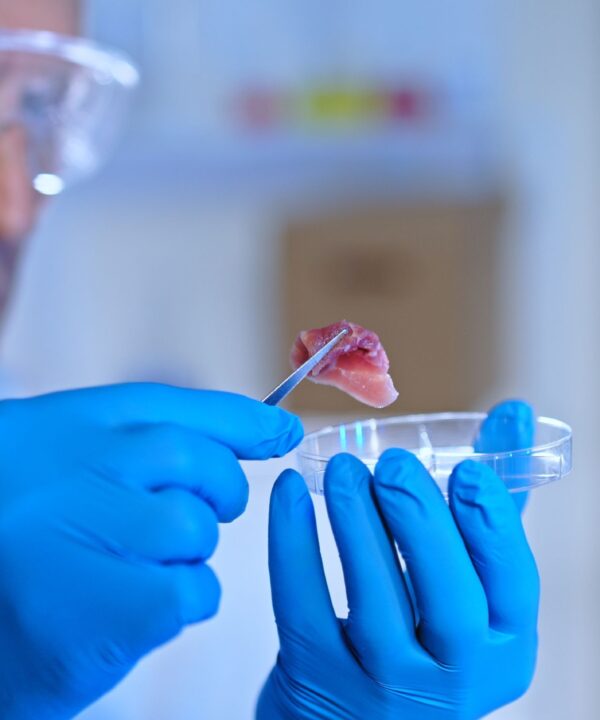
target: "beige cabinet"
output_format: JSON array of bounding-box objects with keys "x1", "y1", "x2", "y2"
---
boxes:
[{"x1": 283, "y1": 200, "x2": 503, "y2": 414}]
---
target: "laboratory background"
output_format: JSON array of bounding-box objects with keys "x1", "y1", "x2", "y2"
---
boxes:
[{"x1": 1, "y1": 1, "x2": 598, "y2": 719}]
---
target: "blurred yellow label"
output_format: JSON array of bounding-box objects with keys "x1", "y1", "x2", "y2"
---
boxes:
[{"x1": 294, "y1": 86, "x2": 388, "y2": 126}]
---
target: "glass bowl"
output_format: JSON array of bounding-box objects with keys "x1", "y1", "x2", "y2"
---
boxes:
[{"x1": 297, "y1": 412, "x2": 572, "y2": 495}]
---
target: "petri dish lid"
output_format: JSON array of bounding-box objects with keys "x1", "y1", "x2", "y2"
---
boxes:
[{"x1": 297, "y1": 412, "x2": 572, "y2": 495}]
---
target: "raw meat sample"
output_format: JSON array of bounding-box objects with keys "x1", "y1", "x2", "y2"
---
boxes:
[{"x1": 290, "y1": 320, "x2": 399, "y2": 408}]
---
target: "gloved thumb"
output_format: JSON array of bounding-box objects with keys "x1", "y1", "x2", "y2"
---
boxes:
[
  {"x1": 474, "y1": 400, "x2": 535, "y2": 513},
  {"x1": 268, "y1": 470, "x2": 338, "y2": 649}
]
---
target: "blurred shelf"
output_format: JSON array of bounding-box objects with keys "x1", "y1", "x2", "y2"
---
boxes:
[{"x1": 88, "y1": 121, "x2": 502, "y2": 207}]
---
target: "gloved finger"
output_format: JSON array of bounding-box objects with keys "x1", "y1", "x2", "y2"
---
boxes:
[
  {"x1": 475, "y1": 400, "x2": 535, "y2": 453},
  {"x1": 475, "y1": 400, "x2": 535, "y2": 514},
  {"x1": 164, "y1": 561, "x2": 222, "y2": 625},
  {"x1": 373, "y1": 449, "x2": 488, "y2": 666},
  {"x1": 323, "y1": 454, "x2": 419, "y2": 677},
  {"x1": 449, "y1": 460, "x2": 540, "y2": 635},
  {"x1": 47, "y1": 384, "x2": 304, "y2": 460},
  {"x1": 123, "y1": 562, "x2": 222, "y2": 655},
  {"x1": 106, "y1": 425, "x2": 250, "y2": 522},
  {"x1": 268, "y1": 470, "x2": 340, "y2": 650},
  {"x1": 65, "y1": 483, "x2": 219, "y2": 563}
]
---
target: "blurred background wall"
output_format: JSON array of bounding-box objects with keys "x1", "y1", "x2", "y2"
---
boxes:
[{"x1": 0, "y1": 1, "x2": 598, "y2": 718}]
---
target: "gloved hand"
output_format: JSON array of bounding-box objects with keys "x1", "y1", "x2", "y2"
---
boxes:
[
  {"x1": 258, "y1": 401, "x2": 538, "y2": 720},
  {"x1": 0, "y1": 383, "x2": 302, "y2": 720}
]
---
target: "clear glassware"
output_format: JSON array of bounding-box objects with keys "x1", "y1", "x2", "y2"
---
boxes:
[
  {"x1": 297, "y1": 412, "x2": 573, "y2": 495},
  {"x1": 0, "y1": 30, "x2": 139, "y2": 196}
]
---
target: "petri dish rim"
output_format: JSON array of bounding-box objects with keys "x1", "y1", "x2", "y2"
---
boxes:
[
  {"x1": 0, "y1": 29, "x2": 140, "y2": 87},
  {"x1": 298, "y1": 412, "x2": 573, "y2": 464}
]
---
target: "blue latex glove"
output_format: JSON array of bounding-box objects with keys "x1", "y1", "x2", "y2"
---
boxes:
[
  {"x1": 474, "y1": 400, "x2": 535, "y2": 513},
  {"x1": 0, "y1": 383, "x2": 302, "y2": 720},
  {"x1": 258, "y1": 405, "x2": 538, "y2": 719}
]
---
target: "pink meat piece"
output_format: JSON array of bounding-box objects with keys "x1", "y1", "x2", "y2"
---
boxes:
[{"x1": 290, "y1": 320, "x2": 399, "y2": 408}]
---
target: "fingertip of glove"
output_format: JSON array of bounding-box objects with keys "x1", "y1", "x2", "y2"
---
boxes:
[
  {"x1": 271, "y1": 469, "x2": 310, "y2": 511},
  {"x1": 287, "y1": 414, "x2": 305, "y2": 447},
  {"x1": 270, "y1": 411, "x2": 305, "y2": 457},
  {"x1": 374, "y1": 448, "x2": 421, "y2": 491},
  {"x1": 218, "y1": 483, "x2": 250, "y2": 524},
  {"x1": 455, "y1": 458, "x2": 488, "y2": 478},
  {"x1": 488, "y1": 399, "x2": 534, "y2": 423},
  {"x1": 450, "y1": 460, "x2": 508, "y2": 511},
  {"x1": 324, "y1": 453, "x2": 370, "y2": 498},
  {"x1": 450, "y1": 461, "x2": 529, "y2": 539},
  {"x1": 476, "y1": 400, "x2": 535, "y2": 453},
  {"x1": 193, "y1": 564, "x2": 222, "y2": 622},
  {"x1": 452, "y1": 458, "x2": 495, "y2": 487}
]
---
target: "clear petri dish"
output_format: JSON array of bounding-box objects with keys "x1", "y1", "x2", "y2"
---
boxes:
[
  {"x1": 0, "y1": 30, "x2": 139, "y2": 195},
  {"x1": 297, "y1": 412, "x2": 572, "y2": 495}
]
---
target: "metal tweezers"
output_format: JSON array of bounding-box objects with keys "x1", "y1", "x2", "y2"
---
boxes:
[{"x1": 262, "y1": 328, "x2": 349, "y2": 406}]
